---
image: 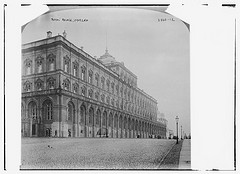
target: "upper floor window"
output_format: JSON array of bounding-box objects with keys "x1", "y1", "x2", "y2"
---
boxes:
[
  {"x1": 101, "y1": 94, "x2": 105, "y2": 103},
  {"x1": 111, "y1": 98, "x2": 115, "y2": 106},
  {"x1": 35, "y1": 56, "x2": 43, "y2": 73},
  {"x1": 73, "y1": 83, "x2": 79, "y2": 94},
  {"x1": 116, "y1": 100, "x2": 119, "y2": 108},
  {"x1": 62, "y1": 78, "x2": 70, "y2": 90},
  {"x1": 95, "y1": 91, "x2": 99, "y2": 101},
  {"x1": 81, "y1": 86, "x2": 86, "y2": 96},
  {"x1": 106, "y1": 96, "x2": 110, "y2": 104},
  {"x1": 81, "y1": 66, "x2": 86, "y2": 81},
  {"x1": 64, "y1": 55, "x2": 70, "y2": 73},
  {"x1": 88, "y1": 70, "x2": 93, "y2": 84},
  {"x1": 111, "y1": 82, "x2": 115, "y2": 94},
  {"x1": 25, "y1": 59, "x2": 32, "y2": 75},
  {"x1": 101, "y1": 77, "x2": 105, "y2": 89},
  {"x1": 73, "y1": 61, "x2": 79, "y2": 77},
  {"x1": 95, "y1": 73, "x2": 99, "y2": 86},
  {"x1": 116, "y1": 85, "x2": 119, "y2": 95},
  {"x1": 88, "y1": 89, "x2": 93, "y2": 98},
  {"x1": 120, "y1": 87, "x2": 123, "y2": 97},
  {"x1": 47, "y1": 77, "x2": 55, "y2": 89},
  {"x1": 24, "y1": 81, "x2": 32, "y2": 92},
  {"x1": 35, "y1": 78, "x2": 44, "y2": 91},
  {"x1": 47, "y1": 53, "x2": 55, "y2": 71},
  {"x1": 106, "y1": 79, "x2": 110, "y2": 91}
]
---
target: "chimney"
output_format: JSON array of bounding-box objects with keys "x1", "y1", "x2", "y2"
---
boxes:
[{"x1": 47, "y1": 31, "x2": 52, "y2": 38}]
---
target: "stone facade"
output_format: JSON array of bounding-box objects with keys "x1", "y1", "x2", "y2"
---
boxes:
[{"x1": 21, "y1": 32, "x2": 167, "y2": 138}]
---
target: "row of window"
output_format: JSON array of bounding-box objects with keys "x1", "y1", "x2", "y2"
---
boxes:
[
  {"x1": 24, "y1": 55, "x2": 150, "y2": 107},
  {"x1": 24, "y1": 101, "x2": 162, "y2": 132}
]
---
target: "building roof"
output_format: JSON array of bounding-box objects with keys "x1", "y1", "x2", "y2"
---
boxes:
[{"x1": 98, "y1": 49, "x2": 117, "y2": 64}]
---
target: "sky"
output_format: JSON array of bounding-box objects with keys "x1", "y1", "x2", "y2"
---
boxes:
[{"x1": 22, "y1": 7, "x2": 190, "y2": 136}]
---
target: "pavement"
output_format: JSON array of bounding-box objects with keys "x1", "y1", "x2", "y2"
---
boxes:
[
  {"x1": 178, "y1": 139, "x2": 191, "y2": 169},
  {"x1": 21, "y1": 138, "x2": 176, "y2": 169}
]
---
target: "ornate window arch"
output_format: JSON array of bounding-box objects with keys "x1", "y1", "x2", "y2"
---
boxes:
[
  {"x1": 89, "y1": 107, "x2": 94, "y2": 125},
  {"x1": 95, "y1": 91, "x2": 99, "y2": 101},
  {"x1": 102, "y1": 111, "x2": 107, "y2": 127},
  {"x1": 35, "y1": 78, "x2": 44, "y2": 91},
  {"x1": 63, "y1": 55, "x2": 70, "y2": 73},
  {"x1": 81, "y1": 66, "x2": 86, "y2": 81},
  {"x1": 95, "y1": 73, "x2": 99, "y2": 86},
  {"x1": 81, "y1": 86, "x2": 86, "y2": 96},
  {"x1": 67, "y1": 102, "x2": 74, "y2": 121},
  {"x1": 88, "y1": 88, "x2": 93, "y2": 98},
  {"x1": 25, "y1": 59, "x2": 32, "y2": 75},
  {"x1": 73, "y1": 82, "x2": 79, "y2": 94},
  {"x1": 43, "y1": 100, "x2": 53, "y2": 120},
  {"x1": 96, "y1": 109, "x2": 101, "y2": 125},
  {"x1": 28, "y1": 101, "x2": 37, "y2": 119},
  {"x1": 88, "y1": 70, "x2": 93, "y2": 84},
  {"x1": 101, "y1": 77, "x2": 105, "y2": 89},
  {"x1": 80, "y1": 105, "x2": 86, "y2": 124},
  {"x1": 47, "y1": 77, "x2": 55, "y2": 89},
  {"x1": 73, "y1": 60, "x2": 79, "y2": 77},
  {"x1": 62, "y1": 78, "x2": 70, "y2": 90},
  {"x1": 106, "y1": 79, "x2": 110, "y2": 91},
  {"x1": 35, "y1": 56, "x2": 43, "y2": 73},
  {"x1": 47, "y1": 53, "x2": 55, "y2": 71},
  {"x1": 24, "y1": 81, "x2": 32, "y2": 92}
]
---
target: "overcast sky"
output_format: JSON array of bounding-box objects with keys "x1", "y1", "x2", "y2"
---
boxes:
[{"x1": 22, "y1": 7, "x2": 190, "y2": 136}]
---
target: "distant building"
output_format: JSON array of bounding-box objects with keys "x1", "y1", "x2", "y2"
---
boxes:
[
  {"x1": 156, "y1": 112, "x2": 167, "y2": 138},
  {"x1": 21, "y1": 31, "x2": 167, "y2": 138}
]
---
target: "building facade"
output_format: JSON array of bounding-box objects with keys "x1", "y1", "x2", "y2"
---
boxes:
[{"x1": 21, "y1": 31, "x2": 167, "y2": 138}]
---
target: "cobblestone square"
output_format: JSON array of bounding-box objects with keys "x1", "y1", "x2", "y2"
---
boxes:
[{"x1": 21, "y1": 138, "x2": 175, "y2": 169}]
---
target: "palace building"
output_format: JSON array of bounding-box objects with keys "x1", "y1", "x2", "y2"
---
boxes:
[{"x1": 21, "y1": 31, "x2": 167, "y2": 138}]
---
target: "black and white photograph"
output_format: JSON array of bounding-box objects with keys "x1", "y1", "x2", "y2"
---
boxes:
[
  {"x1": 2, "y1": 2, "x2": 238, "y2": 173},
  {"x1": 20, "y1": 5, "x2": 190, "y2": 169}
]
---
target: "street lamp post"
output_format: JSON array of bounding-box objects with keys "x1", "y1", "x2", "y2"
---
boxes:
[
  {"x1": 175, "y1": 116, "x2": 179, "y2": 144},
  {"x1": 181, "y1": 125, "x2": 182, "y2": 140}
]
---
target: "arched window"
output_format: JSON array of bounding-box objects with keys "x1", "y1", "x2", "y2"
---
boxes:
[
  {"x1": 88, "y1": 70, "x2": 93, "y2": 84},
  {"x1": 111, "y1": 82, "x2": 114, "y2": 94},
  {"x1": 101, "y1": 77, "x2": 105, "y2": 89},
  {"x1": 108, "y1": 113, "x2": 113, "y2": 127},
  {"x1": 73, "y1": 61, "x2": 79, "y2": 77},
  {"x1": 80, "y1": 105, "x2": 86, "y2": 124},
  {"x1": 89, "y1": 107, "x2": 94, "y2": 125},
  {"x1": 28, "y1": 101, "x2": 37, "y2": 119},
  {"x1": 119, "y1": 116, "x2": 122, "y2": 129},
  {"x1": 47, "y1": 77, "x2": 55, "y2": 89},
  {"x1": 64, "y1": 55, "x2": 70, "y2": 73},
  {"x1": 95, "y1": 73, "x2": 99, "y2": 86},
  {"x1": 101, "y1": 94, "x2": 105, "y2": 103},
  {"x1": 73, "y1": 83, "x2": 79, "y2": 94},
  {"x1": 114, "y1": 114, "x2": 118, "y2": 128},
  {"x1": 81, "y1": 86, "x2": 86, "y2": 96},
  {"x1": 25, "y1": 59, "x2": 32, "y2": 75},
  {"x1": 81, "y1": 66, "x2": 86, "y2": 80},
  {"x1": 24, "y1": 81, "x2": 32, "y2": 92},
  {"x1": 62, "y1": 78, "x2": 70, "y2": 90},
  {"x1": 88, "y1": 89, "x2": 93, "y2": 98},
  {"x1": 102, "y1": 111, "x2": 107, "y2": 127},
  {"x1": 124, "y1": 117, "x2": 127, "y2": 129},
  {"x1": 96, "y1": 109, "x2": 101, "y2": 125},
  {"x1": 35, "y1": 78, "x2": 43, "y2": 91},
  {"x1": 106, "y1": 96, "x2": 110, "y2": 104},
  {"x1": 36, "y1": 56, "x2": 43, "y2": 73},
  {"x1": 95, "y1": 92, "x2": 99, "y2": 101},
  {"x1": 43, "y1": 100, "x2": 53, "y2": 120},
  {"x1": 47, "y1": 53, "x2": 55, "y2": 71},
  {"x1": 67, "y1": 102, "x2": 74, "y2": 121},
  {"x1": 106, "y1": 79, "x2": 110, "y2": 91}
]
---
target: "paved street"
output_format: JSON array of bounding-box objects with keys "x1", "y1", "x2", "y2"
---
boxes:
[{"x1": 21, "y1": 138, "x2": 176, "y2": 169}]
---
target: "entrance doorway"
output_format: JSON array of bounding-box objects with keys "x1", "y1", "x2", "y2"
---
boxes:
[{"x1": 32, "y1": 124, "x2": 36, "y2": 135}]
